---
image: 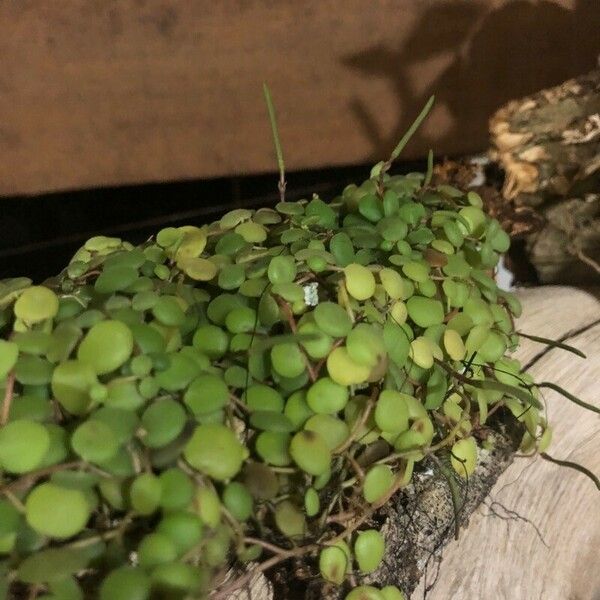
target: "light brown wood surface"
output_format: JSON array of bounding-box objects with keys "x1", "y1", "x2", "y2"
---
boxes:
[
  {"x1": 1, "y1": 0, "x2": 598, "y2": 196},
  {"x1": 414, "y1": 286, "x2": 600, "y2": 600}
]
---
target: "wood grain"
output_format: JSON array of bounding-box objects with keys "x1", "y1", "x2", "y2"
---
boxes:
[
  {"x1": 1, "y1": 0, "x2": 598, "y2": 196},
  {"x1": 413, "y1": 286, "x2": 600, "y2": 600}
]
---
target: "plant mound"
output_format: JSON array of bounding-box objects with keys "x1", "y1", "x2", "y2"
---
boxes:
[{"x1": 0, "y1": 169, "x2": 550, "y2": 599}]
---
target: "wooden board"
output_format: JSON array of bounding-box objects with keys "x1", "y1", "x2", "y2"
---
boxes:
[
  {"x1": 413, "y1": 286, "x2": 600, "y2": 600},
  {"x1": 1, "y1": 0, "x2": 598, "y2": 196}
]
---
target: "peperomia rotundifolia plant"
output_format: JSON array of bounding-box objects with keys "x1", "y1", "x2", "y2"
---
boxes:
[{"x1": 0, "y1": 89, "x2": 597, "y2": 600}]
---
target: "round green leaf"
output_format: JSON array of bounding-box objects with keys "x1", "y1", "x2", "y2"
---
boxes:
[
  {"x1": 313, "y1": 302, "x2": 352, "y2": 338},
  {"x1": 71, "y1": 419, "x2": 119, "y2": 464},
  {"x1": 0, "y1": 419, "x2": 50, "y2": 474},
  {"x1": 184, "y1": 424, "x2": 245, "y2": 481},
  {"x1": 14, "y1": 286, "x2": 59, "y2": 324},
  {"x1": 77, "y1": 320, "x2": 133, "y2": 375},
  {"x1": 141, "y1": 398, "x2": 187, "y2": 448},
  {"x1": 354, "y1": 529, "x2": 385, "y2": 573},
  {"x1": 289, "y1": 430, "x2": 331, "y2": 475},
  {"x1": 99, "y1": 567, "x2": 150, "y2": 600},
  {"x1": 306, "y1": 377, "x2": 349, "y2": 414},
  {"x1": 25, "y1": 483, "x2": 90, "y2": 539}
]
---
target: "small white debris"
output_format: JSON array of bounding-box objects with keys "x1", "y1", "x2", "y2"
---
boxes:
[
  {"x1": 466, "y1": 155, "x2": 489, "y2": 187},
  {"x1": 303, "y1": 282, "x2": 319, "y2": 307}
]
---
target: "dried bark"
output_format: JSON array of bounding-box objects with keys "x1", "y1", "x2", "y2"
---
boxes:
[{"x1": 489, "y1": 68, "x2": 600, "y2": 284}]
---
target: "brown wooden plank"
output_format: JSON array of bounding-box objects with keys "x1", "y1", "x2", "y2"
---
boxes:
[{"x1": 1, "y1": 0, "x2": 598, "y2": 196}]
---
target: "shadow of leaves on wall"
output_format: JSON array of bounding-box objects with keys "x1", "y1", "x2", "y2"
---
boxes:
[{"x1": 342, "y1": 0, "x2": 600, "y2": 159}]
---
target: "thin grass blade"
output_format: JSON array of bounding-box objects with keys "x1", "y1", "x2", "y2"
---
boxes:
[{"x1": 389, "y1": 96, "x2": 435, "y2": 163}]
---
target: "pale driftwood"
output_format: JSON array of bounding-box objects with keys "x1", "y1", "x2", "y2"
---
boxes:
[
  {"x1": 489, "y1": 70, "x2": 600, "y2": 284},
  {"x1": 413, "y1": 286, "x2": 600, "y2": 600},
  {"x1": 224, "y1": 286, "x2": 600, "y2": 600}
]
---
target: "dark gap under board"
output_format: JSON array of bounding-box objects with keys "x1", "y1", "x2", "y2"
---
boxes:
[{"x1": 0, "y1": 160, "x2": 427, "y2": 282}]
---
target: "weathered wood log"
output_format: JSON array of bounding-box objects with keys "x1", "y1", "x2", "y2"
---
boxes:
[
  {"x1": 414, "y1": 286, "x2": 600, "y2": 599},
  {"x1": 223, "y1": 287, "x2": 600, "y2": 599},
  {"x1": 489, "y1": 69, "x2": 600, "y2": 284}
]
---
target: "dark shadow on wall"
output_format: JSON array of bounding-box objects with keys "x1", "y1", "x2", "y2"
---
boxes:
[{"x1": 343, "y1": 0, "x2": 600, "y2": 159}]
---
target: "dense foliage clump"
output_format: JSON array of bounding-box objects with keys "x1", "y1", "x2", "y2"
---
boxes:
[{"x1": 0, "y1": 165, "x2": 552, "y2": 599}]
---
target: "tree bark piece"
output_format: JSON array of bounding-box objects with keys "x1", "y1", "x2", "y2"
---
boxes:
[
  {"x1": 489, "y1": 69, "x2": 600, "y2": 284},
  {"x1": 490, "y1": 69, "x2": 600, "y2": 204},
  {"x1": 224, "y1": 286, "x2": 600, "y2": 599}
]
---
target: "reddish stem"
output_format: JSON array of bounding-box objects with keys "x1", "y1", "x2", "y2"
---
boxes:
[{"x1": 1, "y1": 371, "x2": 15, "y2": 426}]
